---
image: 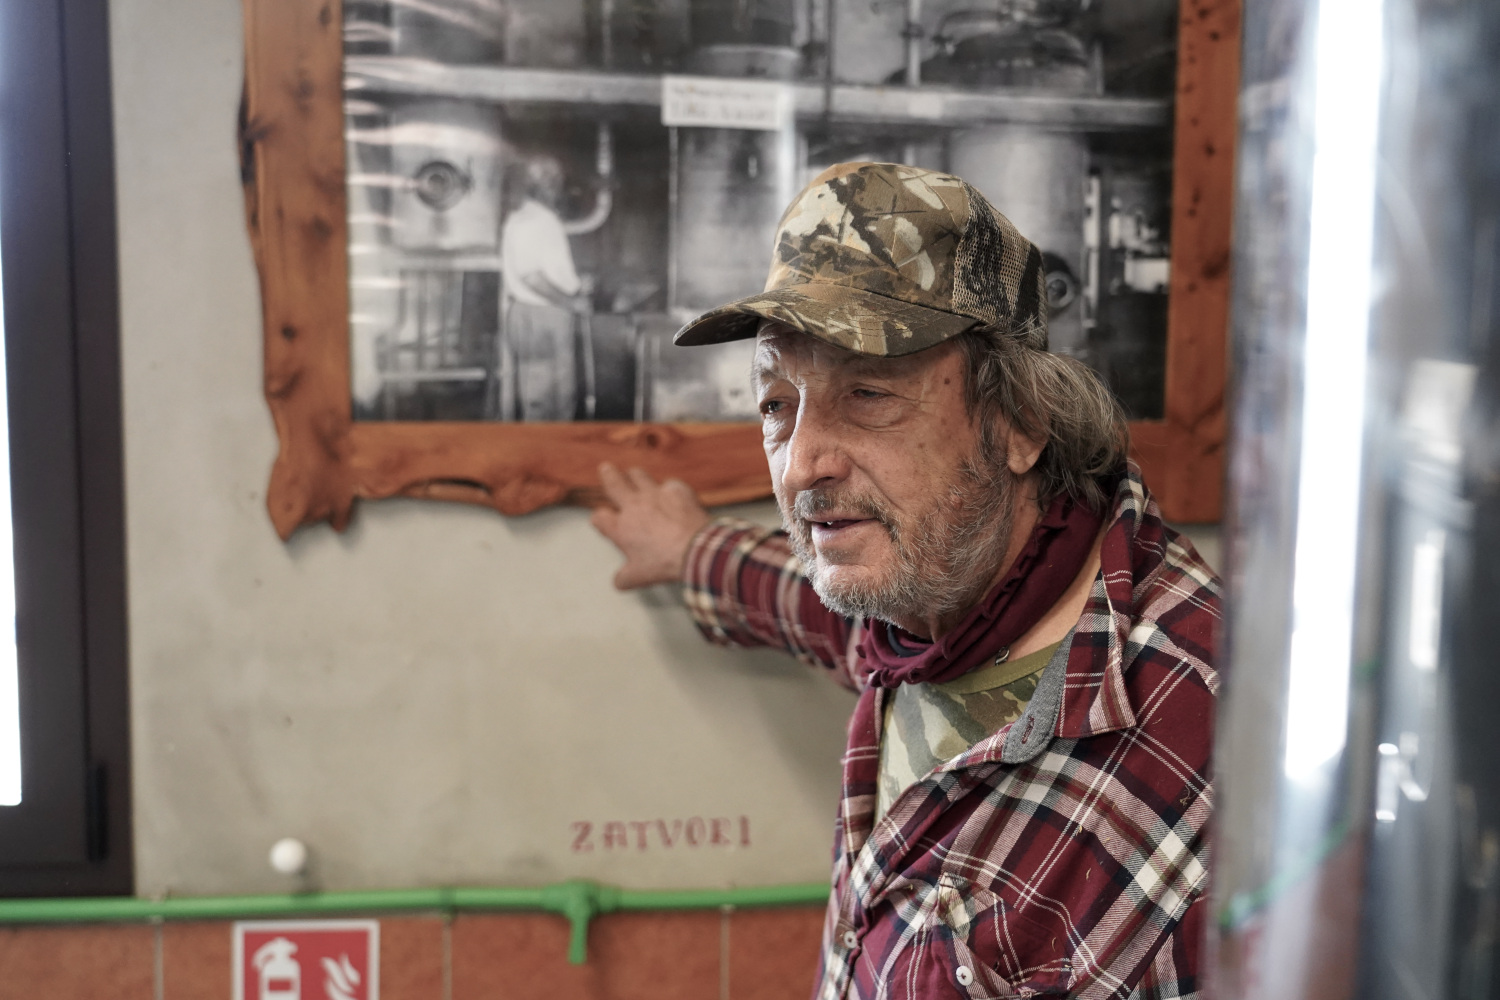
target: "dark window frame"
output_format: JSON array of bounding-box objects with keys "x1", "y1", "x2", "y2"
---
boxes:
[{"x1": 0, "y1": 0, "x2": 131, "y2": 895}]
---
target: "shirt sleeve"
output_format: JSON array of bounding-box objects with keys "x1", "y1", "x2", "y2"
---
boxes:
[{"x1": 681, "y1": 517, "x2": 863, "y2": 691}]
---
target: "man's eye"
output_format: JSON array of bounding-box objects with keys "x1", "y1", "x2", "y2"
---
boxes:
[
  {"x1": 852, "y1": 389, "x2": 886, "y2": 399},
  {"x1": 760, "y1": 400, "x2": 785, "y2": 415}
]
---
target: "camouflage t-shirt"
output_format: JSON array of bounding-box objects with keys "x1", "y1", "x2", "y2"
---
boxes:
[{"x1": 875, "y1": 641, "x2": 1063, "y2": 822}]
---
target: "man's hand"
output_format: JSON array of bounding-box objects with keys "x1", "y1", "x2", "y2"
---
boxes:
[{"x1": 590, "y1": 463, "x2": 712, "y2": 590}]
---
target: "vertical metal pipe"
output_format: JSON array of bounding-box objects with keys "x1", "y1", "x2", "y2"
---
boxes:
[
  {"x1": 666, "y1": 125, "x2": 680, "y2": 313},
  {"x1": 1213, "y1": 0, "x2": 1500, "y2": 996},
  {"x1": 561, "y1": 122, "x2": 614, "y2": 236},
  {"x1": 601, "y1": 0, "x2": 615, "y2": 68},
  {"x1": 903, "y1": 0, "x2": 922, "y2": 87}
]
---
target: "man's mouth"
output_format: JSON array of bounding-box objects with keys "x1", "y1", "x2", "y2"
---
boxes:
[{"x1": 807, "y1": 517, "x2": 878, "y2": 542}]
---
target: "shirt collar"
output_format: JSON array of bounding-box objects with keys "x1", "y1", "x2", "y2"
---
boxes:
[
  {"x1": 1052, "y1": 465, "x2": 1158, "y2": 739},
  {"x1": 858, "y1": 465, "x2": 1165, "y2": 788},
  {"x1": 929, "y1": 465, "x2": 1160, "y2": 774}
]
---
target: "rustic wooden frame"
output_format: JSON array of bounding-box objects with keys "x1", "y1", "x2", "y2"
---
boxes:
[{"x1": 241, "y1": 0, "x2": 1238, "y2": 540}]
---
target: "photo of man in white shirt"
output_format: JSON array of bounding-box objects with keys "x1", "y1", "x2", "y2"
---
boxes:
[{"x1": 499, "y1": 155, "x2": 585, "y2": 421}]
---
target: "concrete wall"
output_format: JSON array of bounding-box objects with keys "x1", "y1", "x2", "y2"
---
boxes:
[{"x1": 111, "y1": 0, "x2": 854, "y2": 897}]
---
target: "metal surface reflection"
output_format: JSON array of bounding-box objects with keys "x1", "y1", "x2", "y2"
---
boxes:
[{"x1": 1214, "y1": 0, "x2": 1500, "y2": 997}]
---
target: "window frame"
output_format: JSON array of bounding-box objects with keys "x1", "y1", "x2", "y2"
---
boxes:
[{"x1": 0, "y1": 0, "x2": 132, "y2": 896}]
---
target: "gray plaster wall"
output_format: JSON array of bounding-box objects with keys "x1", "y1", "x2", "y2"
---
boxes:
[{"x1": 111, "y1": 0, "x2": 855, "y2": 897}]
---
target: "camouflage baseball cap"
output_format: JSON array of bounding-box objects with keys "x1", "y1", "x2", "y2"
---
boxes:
[{"x1": 674, "y1": 161, "x2": 1048, "y2": 356}]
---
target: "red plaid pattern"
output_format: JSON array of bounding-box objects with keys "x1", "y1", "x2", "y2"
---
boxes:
[{"x1": 682, "y1": 465, "x2": 1220, "y2": 999}]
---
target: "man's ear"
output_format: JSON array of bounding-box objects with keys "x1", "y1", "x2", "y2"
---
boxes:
[{"x1": 1004, "y1": 422, "x2": 1045, "y2": 476}]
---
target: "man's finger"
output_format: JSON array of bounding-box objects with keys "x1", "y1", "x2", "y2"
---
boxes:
[
  {"x1": 589, "y1": 506, "x2": 618, "y2": 538},
  {"x1": 663, "y1": 478, "x2": 698, "y2": 503},
  {"x1": 627, "y1": 466, "x2": 658, "y2": 492},
  {"x1": 597, "y1": 462, "x2": 633, "y2": 504}
]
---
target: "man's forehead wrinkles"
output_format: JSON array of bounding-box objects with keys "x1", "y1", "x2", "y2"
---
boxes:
[
  {"x1": 752, "y1": 340, "x2": 789, "y2": 383},
  {"x1": 755, "y1": 330, "x2": 926, "y2": 383},
  {"x1": 840, "y1": 354, "x2": 918, "y2": 381}
]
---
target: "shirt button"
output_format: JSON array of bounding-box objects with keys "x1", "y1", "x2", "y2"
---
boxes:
[
  {"x1": 842, "y1": 930, "x2": 858, "y2": 949},
  {"x1": 955, "y1": 965, "x2": 974, "y2": 986}
]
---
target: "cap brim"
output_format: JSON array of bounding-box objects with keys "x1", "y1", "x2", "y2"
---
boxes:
[{"x1": 672, "y1": 282, "x2": 981, "y2": 357}]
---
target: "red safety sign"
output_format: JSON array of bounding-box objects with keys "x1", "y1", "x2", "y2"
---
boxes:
[{"x1": 233, "y1": 920, "x2": 379, "y2": 1000}]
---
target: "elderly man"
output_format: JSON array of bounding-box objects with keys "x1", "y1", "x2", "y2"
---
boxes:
[{"x1": 592, "y1": 163, "x2": 1219, "y2": 999}]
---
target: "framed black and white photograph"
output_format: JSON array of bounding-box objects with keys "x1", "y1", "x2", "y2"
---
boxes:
[{"x1": 239, "y1": 0, "x2": 1237, "y2": 537}]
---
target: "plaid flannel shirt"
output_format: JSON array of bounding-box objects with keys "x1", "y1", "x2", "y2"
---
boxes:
[{"x1": 682, "y1": 466, "x2": 1220, "y2": 999}]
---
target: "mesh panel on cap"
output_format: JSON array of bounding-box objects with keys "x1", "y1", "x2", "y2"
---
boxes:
[
  {"x1": 1010, "y1": 241, "x2": 1049, "y2": 349},
  {"x1": 951, "y1": 191, "x2": 1014, "y2": 329},
  {"x1": 952, "y1": 186, "x2": 1050, "y2": 348}
]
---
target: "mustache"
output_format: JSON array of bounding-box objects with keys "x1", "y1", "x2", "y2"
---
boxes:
[{"x1": 791, "y1": 489, "x2": 894, "y2": 529}]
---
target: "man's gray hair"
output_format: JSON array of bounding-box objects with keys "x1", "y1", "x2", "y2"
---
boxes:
[{"x1": 956, "y1": 328, "x2": 1130, "y2": 512}]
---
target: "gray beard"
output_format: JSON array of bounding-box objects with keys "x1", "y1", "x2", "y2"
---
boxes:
[{"x1": 778, "y1": 454, "x2": 1017, "y2": 626}]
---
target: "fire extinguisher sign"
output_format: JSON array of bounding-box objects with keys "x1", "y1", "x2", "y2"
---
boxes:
[{"x1": 233, "y1": 920, "x2": 380, "y2": 1000}]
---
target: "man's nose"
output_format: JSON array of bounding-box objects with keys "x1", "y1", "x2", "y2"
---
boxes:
[{"x1": 780, "y1": 405, "x2": 848, "y2": 494}]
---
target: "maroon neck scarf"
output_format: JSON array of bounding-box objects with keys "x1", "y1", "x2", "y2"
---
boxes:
[{"x1": 859, "y1": 493, "x2": 1104, "y2": 688}]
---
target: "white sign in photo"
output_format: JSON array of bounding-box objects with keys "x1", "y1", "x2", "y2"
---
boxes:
[{"x1": 661, "y1": 76, "x2": 793, "y2": 132}]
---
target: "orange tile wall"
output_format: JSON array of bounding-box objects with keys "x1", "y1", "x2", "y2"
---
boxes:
[{"x1": 0, "y1": 906, "x2": 825, "y2": 1000}]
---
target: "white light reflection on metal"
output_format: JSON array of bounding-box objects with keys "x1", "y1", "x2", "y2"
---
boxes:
[
  {"x1": 1376, "y1": 743, "x2": 1400, "y2": 822},
  {"x1": 0, "y1": 215, "x2": 17, "y2": 806},
  {"x1": 1409, "y1": 530, "x2": 1446, "y2": 672},
  {"x1": 1283, "y1": 0, "x2": 1386, "y2": 781}
]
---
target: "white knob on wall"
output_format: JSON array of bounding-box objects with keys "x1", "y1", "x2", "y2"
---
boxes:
[{"x1": 269, "y1": 837, "x2": 308, "y2": 875}]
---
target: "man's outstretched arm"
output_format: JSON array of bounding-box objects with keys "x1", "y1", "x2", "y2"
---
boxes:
[{"x1": 590, "y1": 463, "x2": 860, "y2": 686}]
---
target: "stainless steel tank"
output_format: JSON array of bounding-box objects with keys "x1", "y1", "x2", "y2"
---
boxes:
[
  {"x1": 389, "y1": 101, "x2": 505, "y2": 253},
  {"x1": 390, "y1": 0, "x2": 506, "y2": 63},
  {"x1": 950, "y1": 128, "x2": 1089, "y2": 353},
  {"x1": 503, "y1": 0, "x2": 588, "y2": 67},
  {"x1": 657, "y1": 8, "x2": 797, "y2": 419},
  {"x1": 945, "y1": 2, "x2": 1093, "y2": 354},
  {"x1": 670, "y1": 41, "x2": 800, "y2": 314},
  {"x1": 387, "y1": 4, "x2": 506, "y2": 253},
  {"x1": 1212, "y1": 0, "x2": 1500, "y2": 996},
  {"x1": 828, "y1": 0, "x2": 906, "y2": 84},
  {"x1": 349, "y1": 5, "x2": 511, "y2": 418}
]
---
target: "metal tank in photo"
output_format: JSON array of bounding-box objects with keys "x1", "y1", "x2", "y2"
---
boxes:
[
  {"x1": 930, "y1": 0, "x2": 1096, "y2": 336},
  {"x1": 647, "y1": 5, "x2": 802, "y2": 422},
  {"x1": 670, "y1": 42, "x2": 799, "y2": 315},
  {"x1": 1211, "y1": 0, "x2": 1500, "y2": 996},
  {"x1": 345, "y1": 0, "x2": 511, "y2": 419},
  {"x1": 950, "y1": 127, "x2": 1090, "y2": 353}
]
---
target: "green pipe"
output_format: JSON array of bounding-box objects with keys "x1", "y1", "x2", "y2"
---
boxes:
[{"x1": 0, "y1": 880, "x2": 829, "y2": 965}]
